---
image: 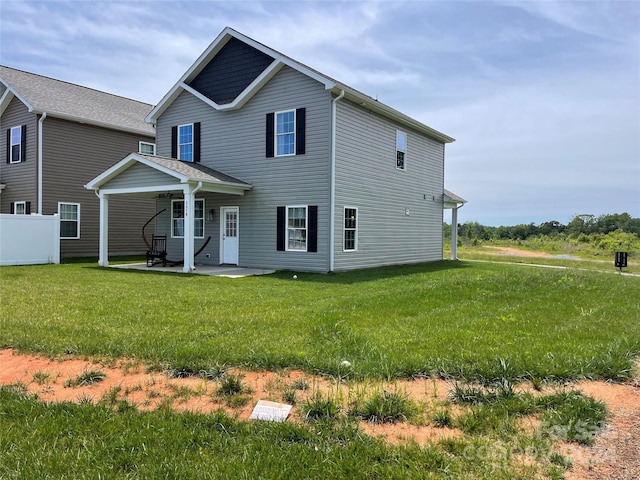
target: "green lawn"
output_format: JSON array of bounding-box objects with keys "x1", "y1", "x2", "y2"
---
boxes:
[
  {"x1": 1, "y1": 260, "x2": 638, "y2": 381},
  {"x1": 1, "y1": 259, "x2": 638, "y2": 479}
]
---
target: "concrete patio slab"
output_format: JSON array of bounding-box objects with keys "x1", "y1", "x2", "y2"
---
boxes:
[{"x1": 111, "y1": 263, "x2": 276, "y2": 278}]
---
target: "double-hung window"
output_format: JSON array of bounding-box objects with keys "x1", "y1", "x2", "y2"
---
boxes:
[
  {"x1": 287, "y1": 206, "x2": 307, "y2": 251},
  {"x1": 344, "y1": 207, "x2": 358, "y2": 251},
  {"x1": 172, "y1": 199, "x2": 204, "y2": 238},
  {"x1": 276, "y1": 110, "x2": 295, "y2": 156},
  {"x1": 178, "y1": 124, "x2": 193, "y2": 161},
  {"x1": 139, "y1": 141, "x2": 156, "y2": 155},
  {"x1": 396, "y1": 131, "x2": 407, "y2": 170},
  {"x1": 9, "y1": 126, "x2": 23, "y2": 163},
  {"x1": 59, "y1": 203, "x2": 80, "y2": 239}
]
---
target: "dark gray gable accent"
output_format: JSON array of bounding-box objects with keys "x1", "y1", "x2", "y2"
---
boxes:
[
  {"x1": 188, "y1": 37, "x2": 274, "y2": 105},
  {"x1": 276, "y1": 206, "x2": 285, "y2": 251}
]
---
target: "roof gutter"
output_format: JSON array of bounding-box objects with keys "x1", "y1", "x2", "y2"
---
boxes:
[
  {"x1": 38, "y1": 112, "x2": 47, "y2": 213},
  {"x1": 329, "y1": 89, "x2": 345, "y2": 272}
]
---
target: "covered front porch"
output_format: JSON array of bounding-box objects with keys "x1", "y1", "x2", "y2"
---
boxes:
[
  {"x1": 85, "y1": 153, "x2": 252, "y2": 273},
  {"x1": 443, "y1": 189, "x2": 467, "y2": 260}
]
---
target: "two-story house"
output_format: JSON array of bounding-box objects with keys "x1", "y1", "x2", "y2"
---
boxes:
[
  {"x1": 0, "y1": 66, "x2": 156, "y2": 257},
  {"x1": 86, "y1": 27, "x2": 464, "y2": 273}
]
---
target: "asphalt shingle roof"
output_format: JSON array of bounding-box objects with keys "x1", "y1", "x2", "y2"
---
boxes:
[
  {"x1": 138, "y1": 154, "x2": 250, "y2": 186},
  {"x1": 0, "y1": 65, "x2": 155, "y2": 136}
]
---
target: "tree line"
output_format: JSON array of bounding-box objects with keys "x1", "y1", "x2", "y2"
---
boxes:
[{"x1": 445, "y1": 213, "x2": 640, "y2": 242}]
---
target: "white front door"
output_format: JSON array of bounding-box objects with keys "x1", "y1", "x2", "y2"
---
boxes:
[{"x1": 221, "y1": 207, "x2": 239, "y2": 265}]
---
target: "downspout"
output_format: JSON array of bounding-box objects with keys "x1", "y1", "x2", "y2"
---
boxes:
[
  {"x1": 329, "y1": 90, "x2": 345, "y2": 272},
  {"x1": 38, "y1": 112, "x2": 47, "y2": 213}
]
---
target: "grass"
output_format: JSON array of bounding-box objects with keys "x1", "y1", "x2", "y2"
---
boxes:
[
  {"x1": 0, "y1": 258, "x2": 637, "y2": 478},
  {"x1": 63, "y1": 369, "x2": 106, "y2": 387},
  {"x1": 1, "y1": 260, "x2": 638, "y2": 382}
]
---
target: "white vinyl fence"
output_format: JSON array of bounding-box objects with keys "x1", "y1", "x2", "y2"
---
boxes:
[{"x1": 0, "y1": 214, "x2": 60, "y2": 265}]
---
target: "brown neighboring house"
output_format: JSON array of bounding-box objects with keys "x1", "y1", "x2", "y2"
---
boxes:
[{"x1": 0, "y1": 66, "x2": 156, "y2": 257}]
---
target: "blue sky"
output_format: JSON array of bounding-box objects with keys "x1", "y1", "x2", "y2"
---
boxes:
[{"x1": 2, "y1": 0, "x2": 638, "y2": 226}]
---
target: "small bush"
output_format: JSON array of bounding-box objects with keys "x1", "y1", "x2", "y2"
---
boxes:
[
  {"x1": 432, "y1": 409, "x2": 453, "y2": 428},
  {"x1": 350, "y1": 389, "x2": 416, "y2": 424},
  {"x1": 64, "y1": 369, "x2": 106, "y2": 387},
  {"x1": 302, "y1": 392, "x2": 341, "y2": 421}
]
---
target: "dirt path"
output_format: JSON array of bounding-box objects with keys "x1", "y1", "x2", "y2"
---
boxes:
[{"x1": 1, "y1": 349, "x2": 638, "y2": 477}]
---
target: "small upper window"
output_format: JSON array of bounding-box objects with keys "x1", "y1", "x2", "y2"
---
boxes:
[
  {"x1": 10, "y1": 126, "x2": 22, "y2": 163},
  {"x1": 59, "y1": 203, "x2": 80, "y2": 239},
  {"x1": 396, "y1": 131, "x2": 407, "y2": 170},
  {"x1": 276, "y1": 110, "x2": 295, "y2": 156},
  {"x1": 178, "y1": 124, "x2": 193, "y2": 161},
  {"x1": 139, "y1": 141, "x2": 156, "y2": 155}
]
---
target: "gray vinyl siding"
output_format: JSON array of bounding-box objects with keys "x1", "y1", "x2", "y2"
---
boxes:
[
  {"x1": 41, "y1": 117, "x2": 156, "y2": 257},
  {"x1": 333, "y1": 99, "x2": 445, "y2": 271},
  {"x1": 0, "y1": 97, "x2": 38, "y2": 213},
  {"x1": 103, "y1": 162, "x2": 177, "y2": 189},
  {"x1": 157, "y1": 66, "x2": 333, "y2": 272}
]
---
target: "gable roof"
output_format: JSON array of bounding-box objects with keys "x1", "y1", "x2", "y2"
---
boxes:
[
  {"x1": 147, "y1": 27, "x2": 454, "y2": 144},
  {"x1": 85, "y1": 153, "x2": 251, "y2": 194},
  {"x1": 0, "y1": 65, "x2": 155, "y2": 137}
]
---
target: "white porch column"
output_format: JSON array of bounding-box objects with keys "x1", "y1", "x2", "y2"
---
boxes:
[
  {"x1": 183, "y1": 187, "x2": 195, "y2": 273},
  {"x1": 98, "y1": 192, "x2": 109, "y2": 267},
  {"x1": 451, "y1": 207, "x2": 458, "y2": 260}
]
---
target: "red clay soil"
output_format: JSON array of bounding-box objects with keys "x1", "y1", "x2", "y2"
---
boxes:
[{"x1": 1, "y1": 349, "x2": 638, "y2": 478}]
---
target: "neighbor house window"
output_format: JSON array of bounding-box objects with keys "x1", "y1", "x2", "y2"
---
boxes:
[
  {"x1": 9, "y1": 126, "x2": 23, "y2": 163},
  {"x1": 276, "y1": 110, "x2": 295, "y2": 156},
  {"x1": 287, "y1": 206, "x2": 307, "y2": 251},
  {"x1": 396, "y1": 131, "x2": 407, "y2": 170},
  {"x1": 139, "y1": 141, "x2": 156, "y2": 155},
  {"x1": 171, "y1": 199, "x2": 204, "y2": 238},
  {"x1": 344, "y1": 207, "x2": 358, "y2": 251},
  {"x1": 178, "y1": 124, "x2": 193, "y2": 161},
  {"x1": 59, "y1": 203, "x2": 80, "y2": 239},
  {"x1": 12, "y1": 201, "x2": 27, "y2": 215}
]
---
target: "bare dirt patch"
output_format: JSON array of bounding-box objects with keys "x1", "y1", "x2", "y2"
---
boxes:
[
  {"x1": 1, "y1": 349, "x2": 638, "y2": 477},
  {"x1": 483, "y1": 246, "x2": 554, "y2": 258}
]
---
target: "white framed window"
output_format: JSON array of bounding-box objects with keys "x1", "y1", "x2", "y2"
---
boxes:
[
  {"x1": 178, "y1": 124, "x2": 193, "y2": 161},
  {"x1": 396, "y1": 131, "x2": 407, "y2": 170},
  {"x1": 13, "y1": 201, "x2": 26, "y2": 215},
  {"x1": 344, "y1": 207, "x2": 358, "y2": 251},
  {"x1": 171, "y1": 199, "x2": 204, "y2": 238},
  {"x1": 59, "y1": 203, "x2": 80, "y2": 239},
  {"x1": 10, "y1": 126, "x2": 22, "y2": 163},
  {"x1": 276, "y1": 110, "x2": 295, "y2": 156},
  {"x1": 286, "y1": 205, "x2": 307, "y2": 251},
  {"x1": 139, "y1": 141, "x2": 156, "y2": 155}
]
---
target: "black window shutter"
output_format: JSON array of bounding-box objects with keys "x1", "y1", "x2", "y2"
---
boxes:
[
  {"x1": 308, "y1": 205, "x2": 317, "y2": 253},
  {"x1": 266, "y1": 113, "x2": 274, "y2": 158},
  {"x1": 5, "y1": 129, "x2": 9, "y2": 164},
  {"x1": 171, "y1": 126, "x2": 178, "y2": 158},
  {"x1": 296, "y1": 108, "x2": 306, "y2": 155},
  {"x1": 25, "y1": 201, "x2": 31, "y2": 215},
  {"x1": 276, "y1": 206, "x2": 285, "y2": 251},
  {"x1": 21, "y1": 125, "x2": 26, "y2": 162},
  {"x1": 10, "y1": 202, "x2": 14, "y2": 214},
  {"x1": 193, "y1": 122, "x2": 201, "y2": 162}
]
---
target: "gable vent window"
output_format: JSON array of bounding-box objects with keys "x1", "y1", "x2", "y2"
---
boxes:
[
  {"x1": 396, "y1": 131, "x2": 407, "y2": 170},
  {"x1": 266, "y1": 108, "x2": 305, "y2": 158},
  {"x1": 171, "y1": 123, "x2": 201, "y2": 162},
  {"x1": 139, "y1": 141, "x2": 156, "y2": 155},
  {"x1": 6, "y1": 125, "x2": 26, "y2": 164}
]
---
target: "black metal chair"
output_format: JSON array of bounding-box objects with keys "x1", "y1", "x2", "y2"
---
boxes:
[{"x1": 146, "y1": 235, "x2": 167, "y2": 267}]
